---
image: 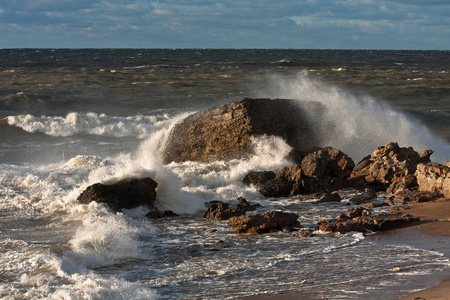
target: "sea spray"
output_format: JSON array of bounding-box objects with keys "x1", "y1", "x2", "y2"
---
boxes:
[{"x1": 255, "y1": 72, "x2": 450, "y2": 162}]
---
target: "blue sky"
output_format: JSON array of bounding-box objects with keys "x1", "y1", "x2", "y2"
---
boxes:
[{"x1": 0, "y1": 0, "x2": 449, "y2": 49}]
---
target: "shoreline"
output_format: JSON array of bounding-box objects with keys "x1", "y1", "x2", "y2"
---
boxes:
[
  {"x1": 388, "y1": 197, "x2": 450, "y2": 299},
  {"x1": 240, "y1": 197, "x2": 450, "y2": 300}
]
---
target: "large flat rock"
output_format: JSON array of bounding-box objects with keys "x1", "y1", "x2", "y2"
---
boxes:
[{"x1": 162, "y1": 98, "x2": 322, "y2": 163}]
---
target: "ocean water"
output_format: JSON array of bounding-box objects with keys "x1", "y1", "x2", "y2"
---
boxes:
[{"x1": 0, "y1": 49, "x2": 449, "y2": 299}]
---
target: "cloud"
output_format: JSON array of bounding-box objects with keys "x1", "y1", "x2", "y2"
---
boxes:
[{"x1": 0, "y1": 0, "x2": 448, "y2": 49}]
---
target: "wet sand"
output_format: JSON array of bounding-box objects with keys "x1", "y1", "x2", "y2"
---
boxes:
[
  {"x1": 241, "y1": 197, "x2": 450, "y2": 300},
  {"x1": 390, "y1": 197, "x2": 450, "y2": 300}
]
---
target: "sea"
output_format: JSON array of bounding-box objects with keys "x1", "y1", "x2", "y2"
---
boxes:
[{"x1": 0, "y1": 49, "x2": 449, "y2": 299}]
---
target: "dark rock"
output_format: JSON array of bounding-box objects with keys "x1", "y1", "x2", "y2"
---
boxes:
[
  {"x1": 243, "y1": 171, "x2": 276, "y2": 188},
  {"x1": 318, "y1": 208, "x2": 419, "y2": 234},
  {"x1": 236, "y1": 197, "x2": 261, "y2": 211},
  {"x1": 203, "y1": 201, "x2": 246, "y2": 221},
  {"x1": 162, "y1": 98, "x2": 324, "y2": 163},
  {"x1": 77, "y1": 177, "x2": 158, "y2": 211},
  {"x1": 393, "y1": 189, "x2": 441, "y2": 204},
  {"x1": 227, "y1": 211, "x2": 300, "y2": 233},
  {"x1": 349, "y1": 189, "x2": 377, "y2": 205},
  {"x1": 259, "y1": 177, "x2": 295, "y2": 197},
  {"x1": 203, "y1": 198, "x2": 260, "y2": 221},
  {"x1": 146, "y1": 210, "x2": 178, "y2": 219},
  {"x1": 317, "y1": 192, "x2": 341, "y2": 203}
]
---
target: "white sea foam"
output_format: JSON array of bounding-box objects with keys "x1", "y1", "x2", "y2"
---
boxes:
[
  {"x1": 167, "y1": 135, "x2": 293, "y2": 201},
  {"x1": 255, "y1": 71, "x2": 450, "y2": 162},
  {"x1": 7, "y1": 112, "x2": 172, "y2": 138}
]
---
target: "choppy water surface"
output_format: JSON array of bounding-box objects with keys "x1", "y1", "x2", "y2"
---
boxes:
[{"x1": 0, "y1": 49, "x2": 449, "y2": 299}]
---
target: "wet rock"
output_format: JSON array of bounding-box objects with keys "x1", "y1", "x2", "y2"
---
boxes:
[
  {"x1": 203, "y1": 198, "x2": 260, "y2": 221},
  {"x1": 251, "y1": 147, "x2": 354, "y2": 198},
  {"x1": 162, "y1": 98, "x2": 324, "y2": 163},
  {"x1": 243, "y1": 171, "x2": 276, "y2": 188},
  {"x1": 292, "y1": 228, "x2": 316, "y2": 238},
  {"x1": 318, "y1": 208, "x2": 419, "y2": 234},
  {"x1": 146, "y1": 210, "x2": 179, "y2": 219},
  {"x1": 203, "y1": 201, "x2": 246, "y2": 221},
  {"x1": 317, "y1": 192, "x2": 341, "y2": 203},
  {"x1": 364, "y1": 200, "x2": 392, "y2": 209},
  {"x1": 393, "y1": 189, "x2": 441, "y2": 204},
  {"x1": 227, "y1": 211, "x2": 300, "y2": 233},
  {"x1": 349, "y1": 189, "x2": 377, "y2": 205},
  {"x1": 259, "y1": 165, "x2": 304, "y2": 197},
  {"x1": 259, "y1": 178, "x2": 294, "y2": 197},
  {"x1": 77, "y1": 177, "x2": 158, "y2": 211},
  {"x1": 350, "y1": 142, "x2": 432, "y2": 194},
  {"x1": 236, "y1": 197, "x2": 261, "y2": 211},
  {"x1": 415, "y1": 162, "x2": 450, "y2": 198}
]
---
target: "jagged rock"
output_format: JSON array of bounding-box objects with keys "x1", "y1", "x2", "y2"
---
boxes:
[
  {"x1": 248, "y1": 147, "x2": 355, "y2": 198},
  {"x1": 350, "y1": 142, "x2": 432, "y2": 194},
  {"x1": 162, "y1": 98, "x2": 324, "y2": 163},
  {"x1": 77, "y1": 177, "x2": 157, "y2": 211},
  {"x1": 203, "y1": 198, "x2": 260, "y2": 221},
  {"x1": 301, "y1": 147, "x2": 355, "y2": 180},
  {"x1": 243, "y1": 171, "x2": 276, "y2": 188},
  {"x1": 146, "y1": 210, "x2": 178, "y2": 219},
  {"x1": 415, "y1": 163, "x2": 450, "y2": 198},
  {"x1": 227, "y1": 211, "x2": 300, "y2": 233}
]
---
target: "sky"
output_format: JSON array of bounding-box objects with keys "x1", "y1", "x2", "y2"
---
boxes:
[{"x1": 0, "y1": 0, "x2": 449, "y2": 49}]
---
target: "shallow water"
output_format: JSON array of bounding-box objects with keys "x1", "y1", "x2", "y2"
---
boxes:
[{"x1": 0, "y1": 49, "x2": 449, "y2": 299}]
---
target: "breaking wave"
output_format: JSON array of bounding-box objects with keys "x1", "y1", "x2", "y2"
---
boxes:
[
  {"x1": 255, "y1": 72, "x2": 450, "y2": 163},
  {"x1": 6, "y1": 112, "x2": 172, "y2": 138}
]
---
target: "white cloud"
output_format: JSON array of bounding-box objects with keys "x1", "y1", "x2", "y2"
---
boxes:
[{"x1": 0, "y1": 0, "x2": 448, "y2": 49}]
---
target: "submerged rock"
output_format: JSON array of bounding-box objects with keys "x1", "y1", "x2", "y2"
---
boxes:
[
  {"x1": 146, "y1": 210, "x2": 179, "y2": 219},
  {"x1": 227, "y1": 211, "x2": 300, "y2": 233},
  {"x1": 77, "y1": 177, "x2": 158, "y2": 211},
  {"x1": 162, "y1": 98, "x2": 324, "y2": 163}
]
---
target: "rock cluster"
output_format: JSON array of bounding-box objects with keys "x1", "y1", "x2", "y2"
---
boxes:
[
  {"x1": 350, "y1": 142, "x2": 432, "y2": 193},
  {"x1": 317, "y1": 207, "x2": 419, "y2": 234},
  {"x1": 162, "y1": 98, "x2": 324, "y2": 163},
  {"x1": 77, "y1": 177, "x2": 157, "y2": 211},
  {"x1": 243, "y1": 147, "x2": 354, "y2": 197},
  {"x1": 415, "y1": 162, "x2": 450, "y2": 198}
]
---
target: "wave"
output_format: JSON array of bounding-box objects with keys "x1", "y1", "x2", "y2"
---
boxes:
[
  {"x1": 6, "y1": 112, "x2": 172, "y2": 138},
  {"x1": 253, "y1": 71, "x2": 450, "y2": 163}
]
